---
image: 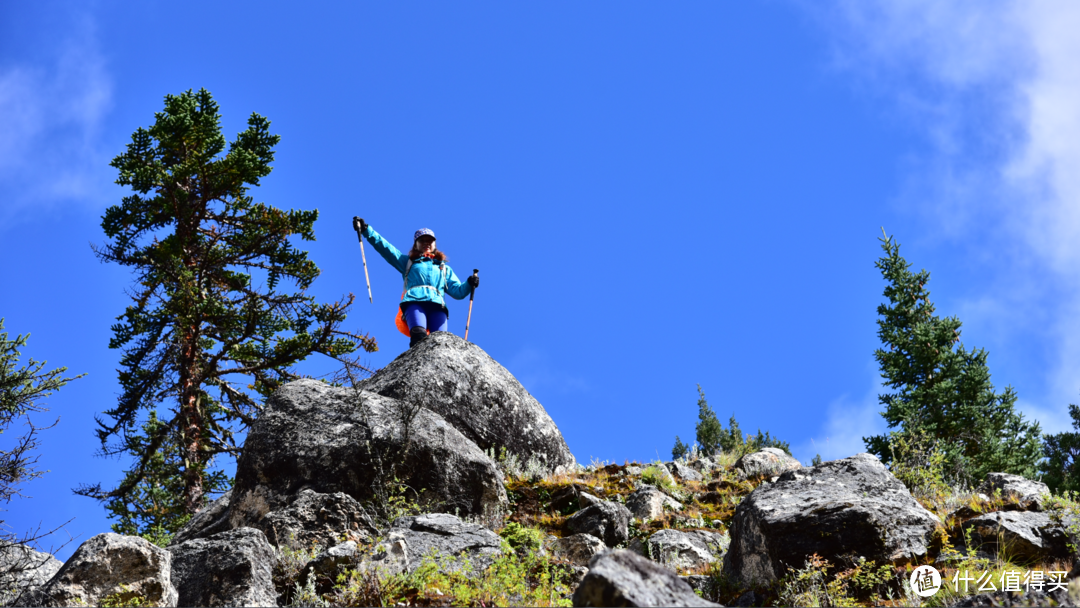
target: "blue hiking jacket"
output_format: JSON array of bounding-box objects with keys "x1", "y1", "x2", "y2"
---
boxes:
[{"x1": 363, "y1": 225, "x2": 472, "y2": 313}]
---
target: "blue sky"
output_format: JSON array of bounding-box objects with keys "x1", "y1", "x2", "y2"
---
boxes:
[{"x1": 4, "y1": 2, "x2": 1080, "y2": 560}]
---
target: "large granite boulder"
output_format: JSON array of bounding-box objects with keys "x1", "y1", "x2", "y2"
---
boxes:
[
  {"x1": 0, "y1": 543, "x2": 62, "y2": 606},
  {"x1": 565, "y1": 501, "x2": 632, "y2": 548},
  {"x1": 169, "y1": 528, "x2": 278, "y2": 607},
  {"x1": 646, "y1": 529, "x2": 728, "y2": 571},
  {"x1": 30, "y1": 533, "x2": 177, "y2": 607},
  {"x1": 360, "y1": 332, "x2": 576, "y2": 474},
  {"x1": 723, "y1": 453, "x2": 940, "y2": 586},
  {"x1": 228, "y1": 379, "x2": 507, "y2": 536},
  {"x1": 977, "y1": 473, "x2": 1051, "y2": 512},
  {"x1": 734, "y1": 447, "x2": 802, "y2": 479},
  {"x1": 572, "y1": 549, "x2": 720, "y2": 607},
  {"x1": 961, "y1": 511, "x2": 1071, "y2": 562}
]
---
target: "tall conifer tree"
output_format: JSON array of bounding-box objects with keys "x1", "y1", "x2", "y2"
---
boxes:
[
  {"x1": 79, "y1": 89, "x2": 376, "y2": 522},
  {"x1": 863, "y1": 233, "x2": 1041, "y2": 484}
]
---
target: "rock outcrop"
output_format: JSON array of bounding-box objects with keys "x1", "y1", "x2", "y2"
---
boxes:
[
  {"x1": 381, "y1": 513, "x2": 506, "y2": 574},
  {"x1": 666, "y1": 461, "x2": 703, "y2": 482},
  {"x1": 646, "y1": 529, "x2": 728, "y2": 571},
  {"x1": 723, "y1": 452, "x2": 940, "y2": 586},
  {"x1": 228, "y1": 379, "x2": 508, "y2": 537},
  {"x1": 626, "y1": 485, "x2": 683, "y2": 521},
  {"x1": 565, "y1": 501, "x2": 632, "y2": 548},
  {"x1": 169, "y1": 528, "x2": 278, "y2": 607},
  {"x1": 360, "y1": 332, "x2": 576, "y2": 473},
  {"x1": 977, "y1": 473, "x2": 1051, "y2": 512},
  {"x1": 171, "y1": 490, "x2": 232, "y2": 546},
  {"x1": 258, "y1": 490, "x2": 377, "y2": 551},
  {"x1": 552, "y1": 533, "x2": 606, "y2": 567},
  {"x1": 734, "y1": 447, "x2": 802, "y2": 479},
  {"x1": 29, "y1": 534, "x2": 177, "y2": 607},
  {"x1": 572, "y1": 549, "x2": 720, "y2": 607},
  {"x1": 961, "y1": 511, "x2": 1071, "y2": 562},
  {"x1": 0, "y1": 544, "x2": 62, "y2": 606}
]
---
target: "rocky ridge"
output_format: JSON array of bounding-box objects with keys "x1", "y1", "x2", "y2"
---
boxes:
[{"x1": 11, "y1": 333, "x2": 1080, "y2": 607}]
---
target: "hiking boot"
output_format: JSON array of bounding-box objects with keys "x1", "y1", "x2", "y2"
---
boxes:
[{"x1": 409, "y1": 325, "x2": 428, "y2": 348}]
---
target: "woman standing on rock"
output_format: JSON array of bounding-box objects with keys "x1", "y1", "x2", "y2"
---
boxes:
[{"x1": 354, "y1": 219, "x2": 479, "y2": 347}]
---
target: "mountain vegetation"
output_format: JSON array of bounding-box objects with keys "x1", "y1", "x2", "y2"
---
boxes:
[{"x1": 74, "y1": 89, "x2": 378, "y2": 538}]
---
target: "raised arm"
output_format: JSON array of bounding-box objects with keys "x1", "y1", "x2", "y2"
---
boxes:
[{"x1": 361, "y1": 223, "x2": 409, "y2": 275}]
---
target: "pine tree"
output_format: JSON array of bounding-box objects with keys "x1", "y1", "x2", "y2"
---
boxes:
[
  {"x1": 0, "y1": 318, "x2": 83, "y2": 552},
  {"x1": 671, "y1": 436, "x2": 689, "y2": 460},
  {"x1": 695, "y1": 385, "x2": 723, "y2": 456},
  {"x1": 1040, "y1": 400, "x2": 1080, "y2": 495},
  {"x1": 863, "y1": 232, "x2": 1041, "y2": 485},
  {"x1": 78, "y1": 89, "x2": 377, "y2": 524}
]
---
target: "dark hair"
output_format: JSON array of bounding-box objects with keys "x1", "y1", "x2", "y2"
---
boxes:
[{"x1": 408, "y1": 241, "x2": 448, "y2": 262}]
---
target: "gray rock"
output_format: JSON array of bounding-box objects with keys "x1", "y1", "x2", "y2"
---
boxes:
[
  {"x1": 961, "y1": 511, "x2": 1071, "y2": 562},
  {"x1": 733, "y1": 447, "x2": 801, "y2": 479},
  {"x1": 33, "y1": 533, "x2": 177, "y2": 607},
  {"x1": 0, "y1": 543, "x2": 62, "y2": 606},
  {"x1": 626, "y1": 485, "x2": 683, "y2": 521},
  {"x1": 687, "y1": 457, "x2": 720, "y2": 474},
  {"x1": 171, "y1": 489, "x2": 232, "y2": 546},
  {"x1": 565, "y1": 501, "x2": 632, "y2": 548},
  {"x1": 229, "y1": 380, "x2": 508, "y2": 534},
  {"x1": 360, "y1": 332, "x2": 576, "y2": 474},
  {"x1": 680, "y1": 575, "x2": 720, "y2": 603},
  {"x1": 258, "y1": 489, "x2": 377, "y2": 551},
  {"x1": 646, "y1": 529, "x2": 728, "y2": 571},
  {"x1": 723, "y1": 453, "x2": 940, "y2": 586},
  {"x1": 625, "y1": 466, "x2": 644, "y2": 476},
  {"x1": 170, "y1": 527, "x2": 277, "y2": 608},
  {"x1": 667, "y1": 461, "x2": 704, "y2": 482},
  {"x1": 551, "y1": 533, "x2": 606, "y2": 567},
  {"x1": 387, "y1": 513, "x2": 506, "y2": 574},
  {"x1": 977, "y1": 473, "x2": 1051, "y2": 512},
  {"x1": 304, "y1": 541, "x2": 359, "y2": 583},
  {"x1": 572, "y1": 549, "x2": 720, "y2": 607},
  {"x1": 579, "y1": 492, "x2": 602, "y2": 509}
]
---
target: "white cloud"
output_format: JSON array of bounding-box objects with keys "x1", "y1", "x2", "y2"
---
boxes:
[
  {"x1": 504, "y1": 347, "x2": 590, "y2": 396},
  {"x1": 795, "y1": 365, "x2": 887, "y2": 464},
  {"x1": 0, "y1": 14, "x2": 113, "y2": 223},
  {"x1": 808, "y1": 0, "x2": 1080, "y2": 430}
]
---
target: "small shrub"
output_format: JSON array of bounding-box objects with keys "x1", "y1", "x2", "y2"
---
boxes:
[
  {"x1": 99, "y1": 585, "x2": 149, "y2": 608},
  {"x1": 499, "y1": 521, "x2": 544, "y2": 553},
  {"x1": 775, "y1": 554, "x2": 858, "y2": 608},
  {"x1": 640, "y1": 463, "x2": 680, "y2": 498}
]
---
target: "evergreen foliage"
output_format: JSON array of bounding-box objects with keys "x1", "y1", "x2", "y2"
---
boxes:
[
  {"x1": 863, "y1": 232, "x2": 1042, "y2": 485},
  {"x1": 78, "y1": 89, "x2": 377, "y2": 530},
  {"x1": 0, "y1": 318, "x2": 83, "y2": 512},
  {"x1": 695, "y1": 385, "x2": 723, "y2": 456},
  {"x1": 1041, "y1": 399, "x2": 1080, "y2": 495},
  {"x1": 671, "y1": 435, "x2": 689, "y2": 460},
  {"x1": 690, "y1": 385, "x2": 791, "y2": 458}
]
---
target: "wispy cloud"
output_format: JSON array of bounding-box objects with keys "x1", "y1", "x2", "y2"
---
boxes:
[
  {"x1": 808, "y1": 0, "x2": 1080, "y2": 432},
  {"x1": 795, "y1": 364, "x2": 887, "y2": 464},
  {"x1": 504, "y1": 347, "x2": 590, "y2": 397},
  {"x1": 0, "y1": 13, "x2": 113, "y2": 224}
]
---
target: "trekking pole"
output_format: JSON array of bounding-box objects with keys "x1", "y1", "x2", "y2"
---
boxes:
[
  {"x1": 465, "y1": 269, "x2": 479, "y2": 340},
  {"x1": 352, "y1": 217, "x2": 373, "y2": 303}
]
